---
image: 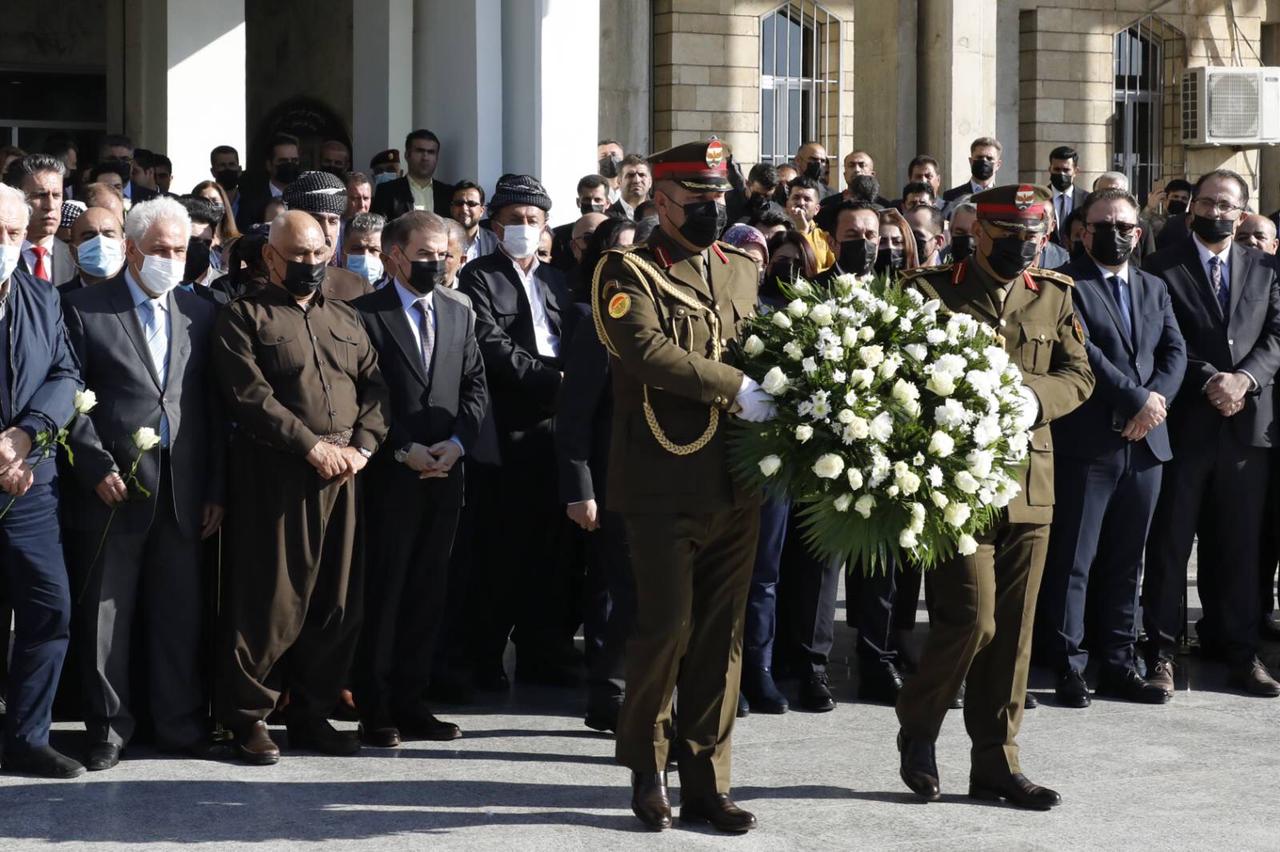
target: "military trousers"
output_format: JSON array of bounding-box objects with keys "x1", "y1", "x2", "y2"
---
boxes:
[
  {"x1": 616, "y1": 502, "x2": 760, "y2": 796},
  {"x1": 896, "y1": 518, "x2": 1049, "y2": 778},
  {"x1": 217, "y1": 439, "x2": 364, "y2": 734}
]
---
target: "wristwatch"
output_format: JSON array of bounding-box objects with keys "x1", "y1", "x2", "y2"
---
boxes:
[
  {"x1": 393, "y1": 445, "x2": 411, "y2": 464},
  {"x1": 356, "y1": 447, "x2": 373, "y2": 460}
]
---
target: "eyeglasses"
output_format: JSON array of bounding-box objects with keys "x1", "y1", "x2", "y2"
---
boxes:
[
  {"x1": 1192, "y1": 197, "x2": 1244, "y2": 216},
  {"x1": 452, "y1": 200, "x2": 483, "y2": 208},
  {"x1": 536, "y1": 250, "x2": 553, "y2": 261},
  {"x1": 1086, "y1": 221, "x2": 1138, "y2": 237}
]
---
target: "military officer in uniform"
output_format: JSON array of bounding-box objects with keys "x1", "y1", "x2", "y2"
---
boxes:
[
  {"x1": 896, "y1": 185, "x2": 1094, "y2": 810},
  {"x1": 593, "y1": 139, "x2": 775, "y2": 833}
]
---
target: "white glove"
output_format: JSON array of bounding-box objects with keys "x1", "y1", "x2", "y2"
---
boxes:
[
  {"x1": 735, "y1": 376, "x2": 777, "y2": 423},
  {"x1": 1015, "y1": 385, "x2": 1040, "y2": 432}
]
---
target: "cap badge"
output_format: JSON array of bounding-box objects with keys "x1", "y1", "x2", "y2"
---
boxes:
[
  {"x1": 705, "y1": 140, "x2": 724, "y2": 168},
  {"x1": 1014, "y1": 186, "x2": 1035, "y2": 210}
]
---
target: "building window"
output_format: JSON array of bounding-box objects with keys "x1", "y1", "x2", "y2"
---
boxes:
[
  {"x1": 759, "y1": 1, "x2": 841, "y2": 171},
  {"x1": 1112, "y1": 16, "x2": 1184, "y2": 203}
]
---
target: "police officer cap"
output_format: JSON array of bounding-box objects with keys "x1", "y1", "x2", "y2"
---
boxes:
[
  {"x1": 370, "y1": 149, "x2": 400, "y2": 169},
  {"x1": 648, "y1": 137, "x2": 731, "y2": 192},
  {"x1": 972, "y1": 184, "x2": 1051, "y2": 235}
]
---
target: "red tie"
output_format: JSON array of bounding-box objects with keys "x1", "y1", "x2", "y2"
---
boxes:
[{"x1": 31, "y1": 245, "x2": 50, "y2": 282}]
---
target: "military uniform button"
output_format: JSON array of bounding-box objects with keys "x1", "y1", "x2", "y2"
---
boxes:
[{"x1": 999, "y1": 320, "x2": 1007, "y2": 328}]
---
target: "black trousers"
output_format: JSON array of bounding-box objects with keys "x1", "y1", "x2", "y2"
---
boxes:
[
  {"x1": 581, "y1": 507, "x2": 634, "y2": 712},
  {"x1": 1258, "y1": 448, "x2": 1280, "y2": 616},
  {"x1": 778, "y1": 510, "x2": 843, "y2": 675}
]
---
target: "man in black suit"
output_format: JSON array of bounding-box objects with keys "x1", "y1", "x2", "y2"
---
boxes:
[
  {"x1": 351, "y1": 211, "x2": 487, "y2": 748},
  {"x1": 1039, "y1": 188, "x2": 1186, "y2": 708},
  {"x1": 550, "y1": 175, "x2": 610, "y2": 272},
  {"x1": 941, "y1": 136, "x2": 1002, "y2": 207},
  {"x1": 458, "y1": 174, "x2": 577, "y2": 687},
  {"x1": 1142, "y1": 169, "x2": 1280, "y2": 696},
  {"x1": 233, "y1": 133, "x2": 301, "y2": 232},
  {"x1": 371, "y1": 129, "x2": 454, "y2": 220},
  {"x1": 605, "y1": 155, "x2": 652, "y2": 221},
  {"x1": 62, "y1": 196, "x2": 226, "y2": 770},
  {"x1": 1046, "y1": 146, "x2": 1088, "y2": 248}
]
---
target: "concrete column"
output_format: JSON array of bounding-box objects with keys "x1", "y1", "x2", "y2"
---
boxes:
[
  {"x1": 414, "y1": 0, "x2": 504, "y2": 192},
  {"x1": 853, "y1": 0, "x2": 917, "y2": 188},
  {"x1": 598, "y1": 0, "x2": 651, "y2": 155},
  {"x1": 353, "y1": 0, "x2": 413, "y2": 174},
  {"x1": 120, "y1": 0, "x2": 168, "y2": 150},
  {"x1": 1261, "y1": 23, "x2": 1280, "y2": 215}
]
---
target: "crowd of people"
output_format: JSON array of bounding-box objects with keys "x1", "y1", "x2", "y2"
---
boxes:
[{"x1": 0, "y1": 124, "x2": 1277, "y2": 833}]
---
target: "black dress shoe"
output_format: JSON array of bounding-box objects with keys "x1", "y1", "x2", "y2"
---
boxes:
[
  {"x1": 741, "y1": 667, "x2": 788, "y2": 714},
  {"x1": 630, "y1": 771, "x2": 671, "y2": 831},
  {"x1": 397, "y1": 709, "x2": 461, "y2": 741},
  {"x1": 858, "y1": 661, "x2": 904, "y2": 704},
  {"x1": 950, "y1": 682, "x2": 965, "y2": 709},
  {"x1": 1024, "y1": 691, "x2": 1038, "y2": 709},
  {"x1": 584, "y1": 704, "x2": 620, "y2": 733},
  {"x1": 1229, "y1": 657, "x2": 1280, "y2": 697},
  {"x1": 680, "y1": 793, "x2": 757, "y2": 833},
  {"x1": 85, "y1": 742, "x2": 122, "y2": 771},
  {"x1": 1054, "y1": 670, "x2": 1091, "y2": 708},
  {"x1": 286, "y1": 717, "x2": 361, "y2": 755},
  {"x1": 798, "y1": 672, "x2": 836, "y2": 712},
  {"x1": 968, "y1": 772, "x2": 1061, "y2": 810},
  {"x1": 1096, "y1": 667, "x2": 1170, "y2": 704},
  {"x1": 236, "y1": 720, "x2": 280, "y2": 765},
  {"x1": 2, "y1": 744, "x2": 86, "y2": 779},
  {"x1": 736, "y1": 692, "x2": 750, "y2": 718},
  {"x1": 358, "y1": 722, "x2": 401, "y2": 748},
  {"x1": 897, "y1": 729, "x2": 940, "y2": 801}
]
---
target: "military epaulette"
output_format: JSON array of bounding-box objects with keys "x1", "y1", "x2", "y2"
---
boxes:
[
  {"x1": 715, "y1": 240, "x2": 755, "y2": 261},
  {"x1": 900, "y1": 263, "x2": 952, "y2": 279},
  {"x1": 1029, "y1": 266, "x2": 1075, "y2": 287}
]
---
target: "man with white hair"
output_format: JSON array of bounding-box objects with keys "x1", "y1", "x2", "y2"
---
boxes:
[
  {"x1": 61, "y1": 196, "x2": 225, "y2": 771},
  {"x1": 0, "y1": 183, "x2": 83, "y2": 779}
]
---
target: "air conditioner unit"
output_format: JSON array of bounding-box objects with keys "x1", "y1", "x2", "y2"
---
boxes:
[{"x1": 1181, "y1": 66, "x2": 1280, "y2": 146}]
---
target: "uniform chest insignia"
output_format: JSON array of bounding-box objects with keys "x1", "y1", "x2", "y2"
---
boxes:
[
  {"x1": 1023, "y1": 271, "x2": 1039, "y2": 293},
  {"x1": 608, "y1": 292, "x2": 632, "y2": 319},
  {"x1": 952, "y1": 261, "x2": 967, "y2": 285},
  {"x1": 1072, "y1": 314, "x2": 1086, "y2": 344},
  {"x1": 653, "y1": 245, "x2": 673, "y2": 268},
  {"x1": 711, "y1": 243, "x2": 728, "y2": 264}
]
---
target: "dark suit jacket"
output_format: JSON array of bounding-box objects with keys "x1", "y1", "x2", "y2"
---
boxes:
[
  {"x1": 62, "y1": 273, "x2": 226, "y2": 536},
  {"x1": 58, "y1": 273, "x2": 89, "y2": 297},
  {"x1": 606, "y1": 199, "x2": 635, "y2": 221},
  {"x1": 1, "y1": 269, "x2": 81, "y2": 484},
  {"x1": 554, "y1": 303, "x2": 612, "y2": 506},
  {"x1": 127, "y1": 183, "x2": 159, "y2": 205},
  {"x1": 942, "y1": 181, "x2": 981, "y2": 204},
  {"x1": 550, "y1": 222, "x2": 577, "y2": 274},
  {"x1": 1143, "y1": 237, "x2": 1280, "y2": 449},
  {"x1": 370, "y1": 176, "x2": 455, "y2": 220},
  {"x1": 1051, "y1": 257, "x2": 1186, "y2": 461},
  {"x1": 352, "y1": 283, "x2": 487, "y2": 507},
  {"x1": 1049, "y1": 185, "x2": 1089, "y2": 246},
  {"x1": 457, "y1": 252, "x2": 572, "y2": 437}
]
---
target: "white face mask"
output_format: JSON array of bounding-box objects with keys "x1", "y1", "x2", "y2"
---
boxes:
[
  {"x1": 0, "y1": 243, "x2": 19, "y2": 284},
  {"x1": 500, "y1": 223, "x2": 541, "y2": 260},
  {"x1": 76, "y1": 234, "x2": 126, "y2": 279},
  {"x1": 137, "y1": 252, "x2": 184, "y2": 297}
]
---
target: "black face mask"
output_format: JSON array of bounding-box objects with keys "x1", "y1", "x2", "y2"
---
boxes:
[
  {"x1": 950, "y1": 234, "x2": 975, "y2": 262},
  {"x1": 1167, "y1": 199, "x2": 1188, "y2": 216},
  {"x1": 1071, "y1": 240, "x2": 1087, "y2": 260},
  {"x1": 971, "y1": 158, "x2": 995, "y2": 182},
  {"x1": 1190, "y1": 214, "x2": 1235, "y2": 243},
  {"x1": 874, "y1": 247, "x2": 904, "y2": 275},
  {"x1": 279, "y1": 258, "x2": 326, "y2": 297},
  {"x1": 184, "y1": 239, "x2": 212, "y2": 283},
  {"x1": 404, "y1": 258, "x2": 447, "y2": 295},
  {"x1": 838, "y1": 238, "x2": 877, "y2": 276},
  {"x1": 762, "y1": 260, "x2": 802, "y2": 300},
  {"x1": 803, "y1": 160, "x2": 824, "y2": 181},
  {"x1": 676, "y1": 199, "x2": 726, "y2": 249},
  {"x1": 1049, "y1": 173, "x2": 1073, "y2": 192},
  {"x1": 598, "y1": 155, "x2": 621, "y2": 179},
  {"x1": 1087, "y1": 222, "x2": 1135, "y2": 267},
  {"x1": 985, "y1": 235, "x2": 1040, "y2": 280},
  {"x1": 214, "y1": 169, "x2": 241, "y2": 192},
  {"x1": 913, "y1": 230, "x2": 933, "y2": 265},
  {"x1": 579, "y1": 199, "x2": 604, "y2": 215},
  {"x1": 274, "y1": 162, "x2": 301, "y2": 185}
]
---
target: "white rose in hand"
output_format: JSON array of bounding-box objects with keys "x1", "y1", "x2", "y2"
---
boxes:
[
  {"x1": 74, "y1": 389, "x2": 98, "y2": 415},
  {"x1": 132, "y1": 427, "x2": 161, "y2": 451}
]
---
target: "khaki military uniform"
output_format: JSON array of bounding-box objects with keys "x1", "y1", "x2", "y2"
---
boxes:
[
  {"x1": 897, "y1": 257, "x2": 1093, "y2": 779},
  {"x1": 595, "y1": 228, "x2": 761, "y2": 796}
]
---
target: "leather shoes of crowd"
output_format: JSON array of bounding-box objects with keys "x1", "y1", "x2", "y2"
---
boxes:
[
  {"x1": 1024, "y1": 691, "x2": 1039, "y2": 709},
  {"x1": 1230, "y1": 657, "x2": 1280, "y2": 697},
  {"x1": 398, "y1": 708, "x2": 462, "y2": 741},
  {"x1": 1146, "y1": 658, "x2": 1175, "y2": 694},
  {"x1": 968, "y1": 771, "x2": 1061, "y2": 810},
  {"x1": 1095, "y1": 667, "x2": 1170, "y2": 704},
  {"x1": 1054, "y1": 670, "x2": 1091, "y2": 708},
  {"x1": 950, "y1": 682, "x2": 965, "y2": 709},
  {"x1": 630, "y1": 771, "x2": 672, "y2": 831},
  {"x1": 736, "y1": 693, "x2": 750, "y2": 718},
  {"x1": 741, "y1": 667, "x2": 788, "y2": 714},
  {"x1": 584, "y1": 702, "x2": 621, "y2": 733},
  {"x1": 286, "y1": 717, "x2": 360, "y2": 756},
  {"x1": 798, "y1": 672, "x2": 836, "y2": 712},
  {"x1": 358, "y1": 721, "x2": 401, "y2": 748},
  {"x1": 237, "y1": 720, "x2": 281, "y2": 765},
  {"x1": 897, "y1": 729, "x2": 940, "y2": 801},
  {"x1": 2, "y1": 744, "x2": 86, "y2": 778},
  {"x1": 858, "y1": 662, "x2": 904, "y2": 704},
  {"x1": 85, "y1": 742, "x2": 122, "y2": 771},
  {"x1": 680, "y1": 793, "x2": 757, "y2": 833}
]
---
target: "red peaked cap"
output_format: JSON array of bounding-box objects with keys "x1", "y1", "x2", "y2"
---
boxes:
[
  {"x1": 647, "y1": 137, "x2": 732, "y2": 191},
  {"x1": 972, "y1": 184, "x2": 1051, "y2": 234}
]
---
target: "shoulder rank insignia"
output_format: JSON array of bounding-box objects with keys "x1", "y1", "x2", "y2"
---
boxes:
[
  {"x1": 900, "y1": 263, "x2": 951, "y2": 280},
  {"x1": 607, "y1": 292, "x2": 631, "y2": 319},
  {"x1": 1029, "y1": 266, "x2": 1075, "y2": 287}
]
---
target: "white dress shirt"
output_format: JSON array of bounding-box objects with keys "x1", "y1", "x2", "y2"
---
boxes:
[{"x1": 502, "y1": 250, "x2": 559, "y2": 357}]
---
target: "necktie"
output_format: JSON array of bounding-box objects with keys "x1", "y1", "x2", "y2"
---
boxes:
[
  {"x1": 1107, "y1": 275, "x2": 1133, "y2": 339},
  {"x1": 1208, "y1": 256, "x2": 1229, "y2": 315},
  {"x1": 414, "y1": 299, "x2": 435, "y2": 374},
  {"x1": 31, "y1": 245, "x2": 50, "y2": 282},
  {"x1": 138, "y1": 300, "x2": 170, "y2": 446}
]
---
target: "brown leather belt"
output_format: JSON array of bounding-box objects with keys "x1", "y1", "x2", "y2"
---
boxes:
[{"x1": 318, "y1": 430, "x2": 353, "y2": 448}]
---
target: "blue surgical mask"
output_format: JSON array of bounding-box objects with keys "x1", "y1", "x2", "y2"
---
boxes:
[
  {"x1": 373, "y1": 172, "x2": 397, "y2": 187},
  {"x1": 76, "y1": 234, "x2": 126, "y2": 279},
  {"x1": 346, "y1": 252, "x2": 384, "y2": 284}
]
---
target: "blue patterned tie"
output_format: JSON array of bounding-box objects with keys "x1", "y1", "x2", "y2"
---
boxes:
[
  {"x1": 1108, "y1": 275, "x2": 1133, "y2": 339},
  {"x1": 1209, "y1": 257, "x2": 1229, "y2": 315},
  {"x1": 138, "y1": 299, "x2": 170, "y2": 446}
]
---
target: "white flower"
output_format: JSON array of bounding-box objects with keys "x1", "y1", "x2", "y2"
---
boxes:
[
  {"x1": 772, "y1": 311, "x2": 793, "y2": 330},
  {"x1": 812, "y1": 453, "x2": 845, "y2": 479},
  {"x1": 954, "y1": 471, "x2": 980, "y2": 494},
  {"x1": 859, "y1": 326, "x2": 876, "y2": 342},
  {"x1": 966, "y1": 449, "x2": 994, "y2": 480},
  {"x1": 832, "y1": 369, "x2": 847, "y2": 383},
  {"x1": 904, "y1": 343, "x2": 928, "y2": 362},
  {"x1": 983, "y1": 345, "x2": 1010, "y2": 372},
  {"x1": 809, "y1": 391, "x2": 832, "y2": 420},
  {"x1": 886, "y1": 485, "x2": 900, "y2": 497},
  {"x1": 927, "y1": 431, "x2": 955, "y2": 457},
  {"x1": 742, "y1": 335, "x2": 765, "y2": 356},
  {"x1": 849, "y1": 369, "x2": 875, "y2": 388},
  {"x1": 899, "y1": 528, "x2": 919, "y2": 549},
  {"x1": 925, "y1": 328, "x2": 947, "y2": 345},
  {"x1": 925, "y1": 372, "x2": 956, "y2": 397},
  {"x1": 810, "y1": 303, "x2": 834, "y2": 326},
  {"x1": 868, "y1": 452, "x2": 891, "y2": 485},
  {"x1": 859, "y1": 345, "x2": 885, "y2": 368},
  {"x1": 891, "y1": 379, "x2": 919, "y2": 405},
  {"x1": 878, "y1": 354, "x2": 903, "y2": 379},
  {"x1": 972, "y1": 416, "x2": 1001, "y2": 448},
  {"x1": 787, "y1": 298, "x2": 809, "y2": 318},
  {"x1": 843, "y1": 388, "x2": 859, "y2": 407},
  {"x1": 758, "y1": 455, "x2": 782, "y2": 477},
  {"x1": 899, "y1": 317, "x2": 914, "y2": 333},
  {"x1": 794, "y1": 424, "x2": 814, "y2": 443},
  {"x1": 931, "y1": 491, "x2": 949, "y2": 509},
  {"x1": 956, "y1": 534, "x2": 979, "y2": 556},
  {"x1": 933, "y1": 399, "x2": 968, "y2": 429},
  {"x1": 74, "y1": 389, "x2": 98, "y2": 415},
  {"x1": 993, "y1": 479, "x2": 1020, "y2": 508},
  {"x1": 783, "y1": 341, "x2": 804, "y2": 361},
  {"x1": 913, "y1": 452, "x2": 926, "y2": 466},
  {"x1": 922, "y1": 298, "x2": 941, "y2": 315},
  {"x1": 842, "y1": 326, "x2": 860, "y2": 347},
  {"x1": 819, "y1": 342, "x2": 844, "y2": 362},
  {"x1": 760, "y1": 367, "x2": 789, "y2": 395},
  {"x1": 801, "y1": 357, "x2": 818, "y2": 375},
  {"x1": 132, "y1": 427, "x2": 161, "y2": 451},
  {"x1": 895, "y1": 468, "x2": 922, "y2": 495},
  {"x1": 836, "y1": 408, "x2": 856, "y2": 424},
  {"x1": 846, "y1": 468, "x2": 864, "y2": 490},
  {"x1": 880, "y1": 304, "x2": 900, "y2": 323},
  {"x1": 869, "y1": 411, "x2": 893, "y2": 443},
  {"x1": 833, "y1": 493, "x2": 853, "y2": 513},
  {"x1": 854, "y1": 494, "x2": 876, "y2": 518},
  {"x1": 933, "y1": 353, "x2": 968, "y2": 378},
  {"x1": 792, "y1": 279, "x2": 812, "y2": 296},
  {"x1": 944, "y1": 502, "x2": 972, "y2": 527},
  {"x1": 966, "y1": 369, "x2": 998, "y2": 396},
  {"x1": 927, "y1": 465, "x2": 944, "y2": 487}
]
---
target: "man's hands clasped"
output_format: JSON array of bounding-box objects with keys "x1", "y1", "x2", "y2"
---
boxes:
[
  {"x1": 401, "y1": 441, "x2": 462, "y2": 479},
  {"x1": 0, "y1": 427, "x2": 35, "y2": 498}
]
